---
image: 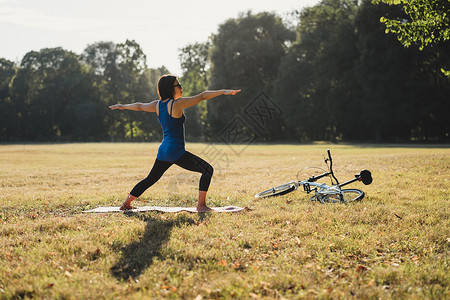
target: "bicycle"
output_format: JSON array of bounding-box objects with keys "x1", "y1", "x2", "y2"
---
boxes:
[{"x1": 254, "y1": 150, "x2": 373, "y2": 203}]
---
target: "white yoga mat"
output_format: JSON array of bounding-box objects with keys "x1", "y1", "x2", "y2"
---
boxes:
[{"x1": 83, "y1": 205, "x2": 246, "y2": 213}]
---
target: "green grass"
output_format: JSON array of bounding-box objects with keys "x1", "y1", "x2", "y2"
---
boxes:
[{"x1": 0, "y1": 143, "x2": 448, "y2": 299}]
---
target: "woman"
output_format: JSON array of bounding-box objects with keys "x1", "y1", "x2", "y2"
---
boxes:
[{"x1": 109, "y1": 74, "x2": 241, "y2": 211}]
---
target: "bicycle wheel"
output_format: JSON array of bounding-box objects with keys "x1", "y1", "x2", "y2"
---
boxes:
[
  {"x1": 322, "y1": 188, "x2": 364, "y2": 203},
  {"x1": 255, "y1": 182, "x2": 297, "y2": 198}
]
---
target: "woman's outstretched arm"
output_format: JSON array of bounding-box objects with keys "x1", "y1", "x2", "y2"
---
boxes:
[
  {"x1": 109, "y1": 100, "x2": 158, "y2": 112},
  {"x1": 176, "y1": 89, "x2": 241, "y2": 110}
]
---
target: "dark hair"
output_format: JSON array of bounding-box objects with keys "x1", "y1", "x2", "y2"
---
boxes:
[{"x1": 157, "y1": 74, "x2": 177, "y2": 100}]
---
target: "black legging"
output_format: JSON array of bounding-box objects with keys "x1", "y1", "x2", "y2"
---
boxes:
[{"x1": 129, "y1": 151, "x2": 214, "y2": 198}]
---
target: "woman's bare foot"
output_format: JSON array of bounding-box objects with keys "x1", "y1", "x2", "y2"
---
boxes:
[
  {"x1": 196, "y1": 205, "x2": 213, "y2": 212},
  {"x1": 120, "y1": 194, "x2": 137, "y2": 210},
  {"x1": 120, "y1": 204, "x2": 136, "y2": 210}
]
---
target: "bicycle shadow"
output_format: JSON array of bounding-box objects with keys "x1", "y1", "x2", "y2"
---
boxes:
[{"x1": 110, "y1": 212, "x2": 209, "y2": 281}]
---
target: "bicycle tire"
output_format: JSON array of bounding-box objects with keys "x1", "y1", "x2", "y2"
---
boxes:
[
  {"x1": 255, "y1": 182, "x2": 297, "y2": 198},
  {"x1": 322, "y1": 188, "x2": 364, "y2": 203}
]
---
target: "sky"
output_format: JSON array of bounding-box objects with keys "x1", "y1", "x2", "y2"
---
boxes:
[{"x1": 0, "y1": 0, "x2": 320, "y2": 75}]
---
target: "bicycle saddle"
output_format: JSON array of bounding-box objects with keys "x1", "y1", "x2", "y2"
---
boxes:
[{"x1": 360, "y1": 169, "x2": 373, "y2": 185}]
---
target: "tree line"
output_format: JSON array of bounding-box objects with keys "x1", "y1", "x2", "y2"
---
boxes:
[{"x1": 1, "y1": 0, "x2": 449, "y2": 143}]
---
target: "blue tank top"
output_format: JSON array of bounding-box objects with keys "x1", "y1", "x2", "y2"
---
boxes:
[{"x1": 156, "y1": 99, "x2": 186, "y2": 162}]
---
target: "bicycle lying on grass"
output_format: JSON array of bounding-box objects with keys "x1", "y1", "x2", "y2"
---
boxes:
[{"x1": 255, "y1": 150, "x2": 373, "y2": 203}]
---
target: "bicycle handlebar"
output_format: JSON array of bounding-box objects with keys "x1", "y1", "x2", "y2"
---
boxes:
[
  {"x1": 306, "y1": 150, "x2": 339, "y2": 184},
  {"x1": 326, "y1": 149, "x2": 339, "y2": 185}
]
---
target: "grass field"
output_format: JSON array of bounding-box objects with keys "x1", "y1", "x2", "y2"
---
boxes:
[{"x1": 0, "y1": 143, "x2": 448, "y2": 299}]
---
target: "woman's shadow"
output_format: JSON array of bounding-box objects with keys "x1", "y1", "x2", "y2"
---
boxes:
[{"x1": 110, "y1": 212, "x2": 206, "y2": 281}]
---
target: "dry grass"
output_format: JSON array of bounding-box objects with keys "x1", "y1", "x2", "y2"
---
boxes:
[{"x1": 0, "y1": 143, "x2": 449, "y2": 299}]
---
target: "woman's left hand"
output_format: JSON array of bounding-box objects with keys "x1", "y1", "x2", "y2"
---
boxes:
[{"x1": 223, "y1": 89, "x2": 241, "y2": 95}]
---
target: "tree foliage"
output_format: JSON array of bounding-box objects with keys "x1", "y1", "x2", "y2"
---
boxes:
[
  {"x1": 375, "y1": 0, "x2": 450, "y2": 49},
  {"x1": 1, "y1": 2, "x2": 448, "y2": 142},
  {"x1": 375, "y1": 0, "x2": 450, "y2": 75}
]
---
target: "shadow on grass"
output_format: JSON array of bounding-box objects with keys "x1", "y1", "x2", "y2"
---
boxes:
[{"x1": 111, "y1": 212, "x2": 209, "y2": 281}]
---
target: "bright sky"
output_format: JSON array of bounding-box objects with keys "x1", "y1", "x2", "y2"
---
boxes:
[{"x1": 0, "y1": 0, "x2": 319, "y2": 75}]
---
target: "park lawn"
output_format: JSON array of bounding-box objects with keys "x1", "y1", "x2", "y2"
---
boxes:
[{"x1": 0, "y1": 143, "x2": 448, "y2": 299}]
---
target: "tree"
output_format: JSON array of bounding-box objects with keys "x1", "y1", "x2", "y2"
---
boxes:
[
  {"x1": 208, "y1": 11, "x2": 295, "y2": 140},
  {"x1": 82, "y1": 40, "x2": 171, "y2": 142},
  {"x1": 10, "y1": 48, "x2": 104, "y2": 140},
  {"x1": 356, "y1": 0, "x2": 450, "y2": 141},
  {"x1": 275, "y1": 0, "x2": 361, "y2": 141},
  {"x1": 355, "y1": 0, "x2": 422, "y2": 142},
  {"x1": 83, "y1": 40, "x2": 149, "y2": 141},
  {"x1": 81, "y1": 41, "x2": 118, "y2": 140},
  {"x1": 114, "y1": 40, "x2": 148, "y2": 140},
  {"x1": 179, "y1": 41, "x2": 210, "y2": 93},
  {"x1": 179, "y1": 41, "x2": 211, "y2": 140},
  {"x1": 0, "y1": 58, "x2": 17, "y2": 140}
]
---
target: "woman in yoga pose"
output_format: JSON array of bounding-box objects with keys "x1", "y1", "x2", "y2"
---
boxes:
[{"x1": 109, "y1": 74, "x2": 241, "y2": 211}]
